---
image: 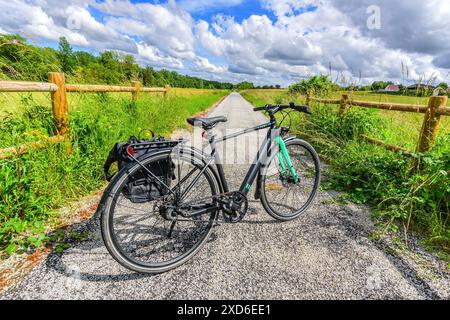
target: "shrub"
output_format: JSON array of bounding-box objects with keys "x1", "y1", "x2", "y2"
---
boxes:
[{"x1": 288, "y1": 75, "x2": 336, "y2": 96}]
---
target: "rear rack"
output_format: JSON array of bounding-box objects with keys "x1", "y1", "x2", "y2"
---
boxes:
[{"x1": 123, "y1": 139, "x2": 187, "y2": 159}]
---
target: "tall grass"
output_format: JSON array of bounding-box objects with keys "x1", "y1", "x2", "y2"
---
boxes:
[
  {"x1": 0, "y1": 89, "x2": 228, "y2": 254},
  {"x1": 241, "y1": 89, "x2": 449, "y2": 254},
  {"x1": 327, "y1": 91, "x2": 450, "y2": 151}
]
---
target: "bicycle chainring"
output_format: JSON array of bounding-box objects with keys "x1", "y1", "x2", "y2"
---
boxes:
[{"x1": 222, "y1": 192, "x2": 248, "y2": 223}]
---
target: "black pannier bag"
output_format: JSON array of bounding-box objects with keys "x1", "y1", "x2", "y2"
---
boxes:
[{"x1": 103, "y1": 133, "x2": 180, "y2": 203}]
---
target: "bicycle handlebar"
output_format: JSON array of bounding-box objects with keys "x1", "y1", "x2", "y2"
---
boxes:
[{"x1": 253, "y1": 102, "x2": 312, "y2": 115}]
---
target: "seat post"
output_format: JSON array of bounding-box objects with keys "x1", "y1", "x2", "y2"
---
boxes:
[
  {"x1": 208, "y1": 132, "x2": 218, "y2": 157},
  {"x1": 208, "y1": 134, "x2": 229, "y2": 193}
]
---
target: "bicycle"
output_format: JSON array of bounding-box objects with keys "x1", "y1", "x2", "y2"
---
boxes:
[{"x1": 99, "y1": 102, "x2": 321, "y2": 273}]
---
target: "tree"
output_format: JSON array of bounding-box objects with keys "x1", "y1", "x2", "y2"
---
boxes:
[
  {"x1": 236, "y1": 82, "x2": 254, "y2": 90},
  {"x1": 0, "y1": 34, "x2": 235, "y2": 89},
  {"x1": 74, "y1": 51, "x2": 96, "y2": 66},
  {"x1": 289, "y1": 75, "x2": 335, "y2": 95},
  {"x1": 122, "y1": 54, "x2": 139, "y2": 81},
  {"x1": 141, "y1": 67, "x2": 154, "y2": 86},
  {"x1": 99, "y1": 51, "x2": 123, "y2": 84},
  {"x1": 58, "y1": 37, "x2": 75, "y2": 74},
  {"x1": 371, "y1": 81, "x2": 390, "y2": 91},
  {"x1": 437, "y1": 82, "x2": 448, "y2": 90}
]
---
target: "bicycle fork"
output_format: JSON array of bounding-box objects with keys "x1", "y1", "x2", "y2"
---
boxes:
[{"x1": 277, "y1": 136, "x2": 299, "y2": 183}]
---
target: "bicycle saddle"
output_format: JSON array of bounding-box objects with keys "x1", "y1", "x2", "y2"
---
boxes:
[{"x1": 187, "y1": 116, "x2": 228, "y2": 130}]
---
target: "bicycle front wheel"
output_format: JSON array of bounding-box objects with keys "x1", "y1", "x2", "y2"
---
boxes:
[
  {"x1": 260, "y1": 138, "x2": 321, "y2": 221},
  {"x1": 100, "y1": 148, "x2": 220, "y2": 274}
]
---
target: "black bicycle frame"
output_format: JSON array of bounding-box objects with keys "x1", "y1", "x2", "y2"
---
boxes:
[
  {"x1": 130, "y1": 118, "x2": 281, "y2": 216},
  {"x1": 207, "y1": 119, "x2": 280, "y2": 197}
]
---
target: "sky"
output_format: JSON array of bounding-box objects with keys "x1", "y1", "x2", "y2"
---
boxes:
[{"x1": 0, "y1": 0, "x2": 449, "y2": 87}]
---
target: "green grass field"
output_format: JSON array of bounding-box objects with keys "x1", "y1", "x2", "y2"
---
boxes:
[
  {"x1": 0, "y1": 88, "x2": 227, "y2": 148},
  {"x1": 0, "y1": 88, "x2": 227, "y2": 115}
]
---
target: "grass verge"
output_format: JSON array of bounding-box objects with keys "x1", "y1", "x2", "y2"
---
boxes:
[
  {"x1": 241, "y1": 89, "x2": 449, "y2": 257},
  {"x1": 0, "y1": 89, "x2": 229, "y2": 256}
]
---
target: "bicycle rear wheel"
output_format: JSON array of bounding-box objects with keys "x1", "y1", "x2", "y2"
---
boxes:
[
  {"x1": 260, "y1": 138, "x2": 320, "y2": 221},
  {"x1": 100, "y1": 149, "x2": 220, "y2": 273}
]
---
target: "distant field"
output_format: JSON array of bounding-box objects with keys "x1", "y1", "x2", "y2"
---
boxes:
[
  {"x1": 0, "y1": 91, "x2": 51, "y2": 115},
  {"x1": 331, "y1": 91, "x2": 450, "y2": 107},
  {"x1": 332, "y1": 91, "x2": 450, "y2": 151},
  {"x1": 241, "y1": 89, "x2": 450, "y2": 151},
  {"x1": 239, "y1": 89, "x2": 288, "y2": 107},
  {"x1": 0, "y1": 88, "x2": 229, "y2": 149},
  {"x1": 0, "y1": 88, "x2": 226, "y2": 115}
]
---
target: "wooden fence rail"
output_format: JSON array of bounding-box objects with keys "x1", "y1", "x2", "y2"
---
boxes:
[
  {"x1": 310, "y1": 94, "x2": 449, "y2": 163},
  {"x1": 348, "y1": 100, "x2": 429, "y2": 114},
  {"x1": 0, "y1": 72, "x2": 170, "y2": 159},
  {"x1": 0, "y1": 81, "x2": 58, "y2": 92}
]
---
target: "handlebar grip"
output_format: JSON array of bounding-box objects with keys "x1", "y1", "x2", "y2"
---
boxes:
[
  {"x1": 254, "y1": 103, "x2": 311, "y2": 114},
  {"x1": 253, "y1": 106, "x2": 267, "y2": 112},
  {"x1": 293, "y1": 105, "x2": 312, "y2": 114},
  {"x1": 302, "y1": 106, "x2": 312, "y2": 114}
]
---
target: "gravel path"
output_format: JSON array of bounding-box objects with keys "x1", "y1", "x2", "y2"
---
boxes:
[{"x1": 2, "y1": 92, "x2": 449, "y2": 300}]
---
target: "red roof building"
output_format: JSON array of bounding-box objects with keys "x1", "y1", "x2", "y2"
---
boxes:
[{"x1": 384, "y1": 84, "x2": 400, "y2": 92}]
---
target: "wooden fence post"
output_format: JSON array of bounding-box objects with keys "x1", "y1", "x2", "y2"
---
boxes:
[
  {"x1": 132, "y1": 80, "x2": 141, "y2": 101},
  {"x1": 48, "y1": 72, "x2": 69, "y2": 135},
  {"x1": 339, "y1": 94, "x2": 349, "y2": 116},
  {"x1": 164, "y1": 85, "x2": 171, "y2": 99},
  {"x1": 306, "y1": 90, "x2": 311, "y2": 105},
  {"x1": 417, "y1": 96, "x2": 447, "y2": 153}
]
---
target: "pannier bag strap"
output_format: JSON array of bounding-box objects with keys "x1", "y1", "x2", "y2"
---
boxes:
[{"x1": 104, "y1": 143, "x2": 119, "y2": 182}]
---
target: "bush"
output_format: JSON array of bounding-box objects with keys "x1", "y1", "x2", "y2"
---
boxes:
[{"x1": 288, "y1": 75, "x2": 336, "y2": 96}]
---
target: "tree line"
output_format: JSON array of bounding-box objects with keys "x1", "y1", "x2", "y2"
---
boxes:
[
  {"x1": 0, "y1": 35, "x2": 240, "y2": 89},
  {"x1": 288, "y1": 75, "x2": 449, "y2": 97}
]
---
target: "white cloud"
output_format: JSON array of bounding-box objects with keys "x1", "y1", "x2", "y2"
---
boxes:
[
  {"x1": 95, "y1": 0, "x2": 196, "y2": 59},
  {"x1": 194, "y1": 0, "x2": 450, "y2": 85},
  {"x1": 194, "y1": 57, "x2": 227, "y2": 73},
  {"x1": 136, "y1": 43, "x2": 184, "y2": 68},
  {"x1": 0, "y1": 0, "x2": 449, "y2": 86},
  {"x1": 0, "y1": 0, "x2": 90, "y2": 46}
]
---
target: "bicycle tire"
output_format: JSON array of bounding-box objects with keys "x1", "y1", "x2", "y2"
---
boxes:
[
  {"x1": 99, "y1": 148, "x2": 221, "y2": 274},
  {"x1": 259, "y1": 138, "x2": 321, "y2": 221}
]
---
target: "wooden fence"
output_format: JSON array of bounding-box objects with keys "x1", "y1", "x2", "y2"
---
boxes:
[
  {"x1": 306, "y1": 92, "x2": 449, "y2": 161},
  {"x1": 0, "y1": 72, "x2": 169, "y2": 159}
]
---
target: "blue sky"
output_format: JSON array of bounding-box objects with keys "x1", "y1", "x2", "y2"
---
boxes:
[
  {"x1": 0, "y1": 0, "x2": 449, "y2": 86},
  {"x1": 182, "y1": 0, "x2": 278, "y2": 23}
]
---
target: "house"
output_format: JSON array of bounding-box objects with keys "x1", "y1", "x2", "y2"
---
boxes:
[{"x1": 384, "y1": 84, "x2": 400, "y2": 92}]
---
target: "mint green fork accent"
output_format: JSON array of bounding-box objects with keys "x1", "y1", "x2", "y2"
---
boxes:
[
  {"x1": 277, "y1": 137, "x2": 299, "y2": 183},
  {"x1": 278, "y1": 152, "x2": 288, "y2": 176}
]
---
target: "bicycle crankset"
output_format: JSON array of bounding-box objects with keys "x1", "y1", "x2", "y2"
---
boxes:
[{"x1": 221, "y1": 191, "x2": 248, "y2": 223}]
